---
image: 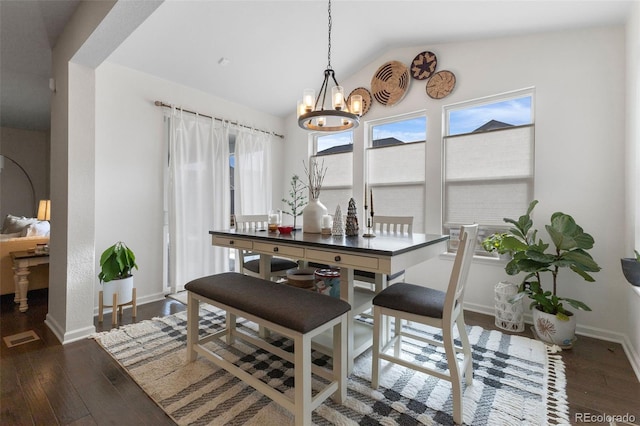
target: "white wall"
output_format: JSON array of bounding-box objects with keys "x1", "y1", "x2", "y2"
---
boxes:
[
  {"x1": 625, "y1": 2, "x2": 640, "y2": 378},
  {"x1": 0, "y1": 127, "x2": 50, "y2": 218},
  {"x1": 284, "y1": 27, "x2": 629, "y2": 345},
  {"x1": 94, "y1": 62, "x2": 286, "y2": 306},
  {"x1": 48, "y1": 0, "x2": 117, "y2": 344}
]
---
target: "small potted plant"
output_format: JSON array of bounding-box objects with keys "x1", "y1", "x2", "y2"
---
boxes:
[
  {"x1": 98, "y1": 241, "x2": 138, "y2": 310},
  {"x1": 281, "y1": 174, "x2": 307, "y2": 230},
  {"x1": 621, "y1": 250, "x2": 640, "y2": 287},
  {"x1": 482, "y1": 200, "x2": 601, "y2": 348}
]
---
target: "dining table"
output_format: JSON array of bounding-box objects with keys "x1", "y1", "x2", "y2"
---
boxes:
[{"x1": 210, "y1": 228, "x2": 449, "y2": 372}]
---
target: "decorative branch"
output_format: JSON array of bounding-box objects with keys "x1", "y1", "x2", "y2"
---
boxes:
[{"x1": 303, "y1": 158, "x2": 327, "y2": 200}]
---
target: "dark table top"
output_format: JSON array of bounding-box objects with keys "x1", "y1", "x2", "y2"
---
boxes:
[{"x1": 210, "y1": 229, "x2": 449, "y2": 257}]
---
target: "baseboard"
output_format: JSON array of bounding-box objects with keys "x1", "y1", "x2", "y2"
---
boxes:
[
  {"x1": 622, "y1": 335, "x2": 640, "y2": 382},
  {"x1": 44, "y1": 313, "x2": 96, "y2": 344}
]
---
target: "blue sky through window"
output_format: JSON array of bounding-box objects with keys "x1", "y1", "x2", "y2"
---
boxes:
[
  {"x1": 449, "y1": 96, "x2": 532, "y2": 135},
  {"x1": 317, "y1": 131, "x2": 353, "y2": 153},
  {"x1": 372, "y1": 117, "x2": 426, "y2": 143},
  {"x1": 315, "y1": 95, "x2": 531, "y2": 152}
]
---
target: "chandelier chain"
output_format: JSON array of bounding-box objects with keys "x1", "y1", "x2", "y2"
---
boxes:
[{"x1": 327, "y1": 0, "x2": 332, "y2": 69}]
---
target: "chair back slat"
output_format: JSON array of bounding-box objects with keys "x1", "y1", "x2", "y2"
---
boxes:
[
  {"x1": 234, "y1": 215, "x2": 268, "y2": 231},
  {"x1": 373, "y1": 215, "x2": 413, "y2": 234},
  {"x1": 444, "y1": 224, "x2": 478, "y2": 322}
]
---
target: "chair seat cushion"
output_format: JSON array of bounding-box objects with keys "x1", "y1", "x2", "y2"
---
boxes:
[
  {"x1": 354, "y1": 269, "x2": 405, "y2": 282},
  {"x1": 244, "y1": 257, "x2": 298, "y2": 274},
  {"x1": 373, "y1": 282, "x2": 445, "y2": 318}
]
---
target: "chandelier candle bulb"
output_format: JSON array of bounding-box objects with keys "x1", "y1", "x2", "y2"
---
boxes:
[
  {"x1": 332, "y1": 86, "x2": 344, "y2": 110},
  {"x1": 351, "y1": 95, "x2": 363, "y2": 116},
  {"x1": 303, "y1": 89, "x2": 315, "y2": 111}
]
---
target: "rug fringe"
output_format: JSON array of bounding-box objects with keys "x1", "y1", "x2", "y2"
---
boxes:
[{"x1": 545, "y1": 345, "x2": 570, "y2": 425}]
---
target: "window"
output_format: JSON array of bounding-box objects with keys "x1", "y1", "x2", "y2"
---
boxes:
[
  {"x1": 367, "y1": 114, "x2": 426, "y2": 232},
  {"x1": 443, "y1": 89, "x2": 534, "y2": 255},
  {"x1": 312, "y1": 131, "x2": 353, "y2": 215}
]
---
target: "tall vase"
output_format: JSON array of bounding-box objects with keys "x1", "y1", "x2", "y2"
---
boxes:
[{"x1": 302, "y1": 198, "x2": 327, "y2": 233}]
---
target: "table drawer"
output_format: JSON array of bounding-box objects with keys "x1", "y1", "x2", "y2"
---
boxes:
[
  {"x1": 306, "y1": 249, "x2": 379, "y2": 270},
  {"x1": 253, "y1": 242, "x2": 304, "y2": 258},
  {"x1": 212, "y1": 236, "x2": 253, "y2": 250}
]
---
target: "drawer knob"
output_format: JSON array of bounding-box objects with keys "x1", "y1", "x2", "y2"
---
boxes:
[
  {"x1": 334, "y1": 255, "x2": 341, "y2": 262},
  {"x1": 273, "y1": 247, "x2": 279, "y2": 252},
  {"x1": 229, "y1": 240, "x2": 234, "y2": 245}
]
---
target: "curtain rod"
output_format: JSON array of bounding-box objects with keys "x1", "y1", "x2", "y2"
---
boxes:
[{"x1": 154, "y1": 101, "x2": 284, "y2": 139}]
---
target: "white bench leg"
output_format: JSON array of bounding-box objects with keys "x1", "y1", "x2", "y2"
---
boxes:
[
  {"x1": 333, "y1": 313, "x2": 348, "y2": 403},
  {"x1": 186, "y1": 292, "x2": 199, "y2": 363},
  {"x1": 294, "y1": 333, "x2": 312, "y2": 426}
]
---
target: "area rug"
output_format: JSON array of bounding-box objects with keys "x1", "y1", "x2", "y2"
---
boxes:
[{"x1": 93, "y1": 304, "x2": 569, "y2": 425}]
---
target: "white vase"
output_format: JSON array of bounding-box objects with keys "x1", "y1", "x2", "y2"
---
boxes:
[
  {"x1": 533, "y1": 307, "x2": 577, "y2": 348},
  {"x1": 302, "y1": 198, "x2": 327, "y2": 233},
  {"x1": 102, "y1": 276, "x2": 134, "y2": 305}
]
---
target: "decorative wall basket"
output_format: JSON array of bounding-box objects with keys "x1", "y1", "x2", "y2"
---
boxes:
[
  {"x1": 347, "y1": 87, "x2": 373, "y2": 117},
  {"x1": 371, "y1": 60, "x2": 410, "y2": 106},
  {"x1": 494, "y1": 281, "x2": 524, "y2": 332},
  {"x1": 411, "y1": 51, "x2": 438, "y2": 80},
  {"x1": 426, "y1": 70, "x2": 456, "y2": 99}
]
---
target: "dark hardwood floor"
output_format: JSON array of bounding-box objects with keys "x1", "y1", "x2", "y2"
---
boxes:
[{"x1": 1, "y1": 289, "x2": 638, "y2": 425}]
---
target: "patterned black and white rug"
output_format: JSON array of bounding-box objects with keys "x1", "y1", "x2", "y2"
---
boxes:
[{"x1": 93, "y1": 304, "x2": 569, "y2": 425}]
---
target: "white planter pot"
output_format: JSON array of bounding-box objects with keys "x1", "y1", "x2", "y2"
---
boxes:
[
  {"x1": 102, "y1": 276, "x2": 134, "y2": 305},
  {"x1": 532, "y1": 307, "x2": 577, "y2": 348},
  {"x1": 302, "y1": 198, "x2": 327, "y2": 233}
]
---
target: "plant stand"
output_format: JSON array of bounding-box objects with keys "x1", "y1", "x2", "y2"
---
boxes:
[
  {"x1": 99, "y1": 286, "x2": 137, "y2": 326},
  {"x1": 494, "y1": 281, "x2": 524, "y2": 332}
]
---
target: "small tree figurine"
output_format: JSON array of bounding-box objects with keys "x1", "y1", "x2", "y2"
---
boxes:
[
  {"x1": 332, "y1": 205, "x2": 344, "y2": 236},
  {"x1": 345, "y1": 198, "x2": 359, "y2": 236},
  {"x1": 282, "y1": 175, "x2": 307, "y2": 229}
]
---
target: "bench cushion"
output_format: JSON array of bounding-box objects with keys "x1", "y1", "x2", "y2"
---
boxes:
[{"x1": 185, "y1": 272, "x2": 351, "y2": 333}]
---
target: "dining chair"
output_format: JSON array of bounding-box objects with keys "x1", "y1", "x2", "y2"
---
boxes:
[
  {"x1": 354, "y1": 215, "x2": 414, "y2": 291},
  {"x1": 370, "y1": 224, "x2": 478, "y2": 425},
  {"x1": 233, "y1": 214, "x2": 298, "y2": 280}
]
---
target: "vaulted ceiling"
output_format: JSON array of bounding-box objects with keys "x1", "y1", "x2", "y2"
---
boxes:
[{"x1": 0, "y1": 0, "x2": 633, "y2": 132}]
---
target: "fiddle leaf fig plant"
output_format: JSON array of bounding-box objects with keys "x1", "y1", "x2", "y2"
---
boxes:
[
  {"x1": 483, "y1": 200, "x2": 601, "y2": 320},
  {"x1": 98, "y1": 241, "x2": 138, "y2": 283}
]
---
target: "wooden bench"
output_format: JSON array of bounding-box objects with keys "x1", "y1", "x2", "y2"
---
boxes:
[{"x1": 185, "y1": 272, "x2": 351, "y2": 426}]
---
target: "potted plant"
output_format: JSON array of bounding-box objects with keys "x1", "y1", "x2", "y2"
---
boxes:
[
  {"x1": 98, "y1": 241, "x2": 138, "y2": 308},
  {"x1": 621, "y1": 250, "x2": 640, "y2": 287},
  {"x1": 482, "y1": 200, "x2": 601, "y2": 348},
  {"x1": 281, "y1": 175, "x2": 307, "y2": 230}
]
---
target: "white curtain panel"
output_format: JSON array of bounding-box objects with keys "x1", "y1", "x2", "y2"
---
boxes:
[
  {"x1": 168, "y1": 109, "x2": 230, "y2": 293},
  {"x1": 234, "y1": 129, "x2": 272, "y2": 215}
]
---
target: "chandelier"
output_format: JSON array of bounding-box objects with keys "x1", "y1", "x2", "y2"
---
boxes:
[{"x1": 298, "y1": 0, "x2": 362, "y2": 132}]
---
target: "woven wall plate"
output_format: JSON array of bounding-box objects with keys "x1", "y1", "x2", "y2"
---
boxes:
[
  {"x1": 347, "y1": 87, "x2": 372, "y2": 117},
  {"x1": 426, "y1": 70, "x2": 456, "y2": 99},
  {"x1": 411, "y1": 51, "x2": 437, "y2": 80},
  {"x1": 371, "y1": 60, "x2": 410, "y2": 106}
]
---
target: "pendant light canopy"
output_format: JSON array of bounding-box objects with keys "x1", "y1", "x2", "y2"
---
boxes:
[{"x1": 298, "y1": 0, "x2": 362, "y2": 132}]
